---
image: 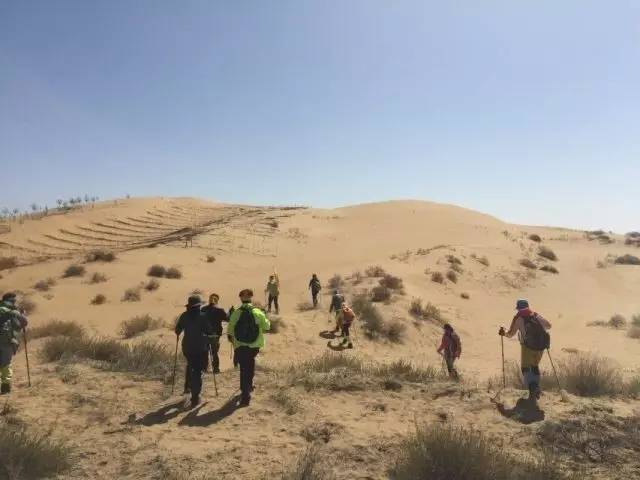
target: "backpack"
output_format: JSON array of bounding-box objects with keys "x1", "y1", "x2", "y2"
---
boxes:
[
  {"x1": 311, "y1": 279, "x2": 321, "y2": 291},
  {"x1": 0, "y1": 307, "x2": 15, "y2": 346},
  {"x1": 522, "y1": 314, "x2": 550, "y2": 351},
  {"x1": 234, "y1": 307, "x2": 259, "y2": 344},
  {"x1": 448, "y1": 333, "x2": 462, "y2": 357}
]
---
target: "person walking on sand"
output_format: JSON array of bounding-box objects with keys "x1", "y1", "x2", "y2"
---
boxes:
[
  {"x1": 0, "y1": 293, "x2": 29, "y2": 394},
  {"x1": 175, "y1": 295, "x2": 214, "y2": 407},
  {"x1": 265, "y1": 274, "x2": 280, "y2": 314},
  {"x1": 499, "y1": 299, "x2": 551, "y2": 404},
  {"x1": 227, "y1": 289, "x2": 271, "y2": 407},
  {"x1": 308, "y1": 274, "x2": 322, "y2": 308},
  {"x1": 436, "y1": 323, "x2": 461, "y2": 380},
  {"x1": 329, "y1": 290, "x2": 345, "y2": 334},
  {"x1": 338, "y1": 303, "x2": 355, "y2": 349},
  {"x1": 201, "y1": 293, "x2": 228, "y2": 374}
]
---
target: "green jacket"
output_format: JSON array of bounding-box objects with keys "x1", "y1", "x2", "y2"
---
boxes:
[
  {"x1": 0, "y1": 303, "x2": 27, "y2": 347},
  {"x1": 227, "y1": 303, "x2": 270, "y2": 349}
]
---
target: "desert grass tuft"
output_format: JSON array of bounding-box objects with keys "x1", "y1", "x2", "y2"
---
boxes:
[
  {"x1": 34, "y1": 278, "x2": 57, "y2": 292},
  {"x1": 538, "y1": 246, "x2": 558, "y2": 261},
  {"x1": 119, "y1": 314, "x2": 163, "y2": 339},
  {"x1": 90, "y1": 293, "x2": 107, "y2": 305},
  {"x1": 62, "y1": 264, "x2": 86, "y2": 278},
  {"x1": 29, "y1": 320, "x2": 84, "y2": 340},
  {"x1": 85, "y1": 250, "x2": 116, "y2": 262}
]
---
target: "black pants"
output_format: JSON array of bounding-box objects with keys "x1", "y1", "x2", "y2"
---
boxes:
[
  {"x1": 210, "y1": 341, "x2": 220, "y2": 373},
  {"x1": 236, "y1": 346, "x2": 259, "y2": 401},
  {"x1": 311, "y1": 289, "x2": 320, "y2": 307},
  {"x1": 183, "y1": 351, "x2": 208, "y2": 399},
  {"x1": 268, "y1": 294, "x2": 279, "y2": 313}
]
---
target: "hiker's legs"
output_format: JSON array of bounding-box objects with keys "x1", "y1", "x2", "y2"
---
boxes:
[
  {"x1": 237, "y1": 346, "x2": 259, "y2": 403},
  {"x1": 187, "y1": 353, "x2": 206, "y2": 403},
  {"x1": 312, "y1": 290, "x2": 319, "y2": 307},
  {"x1": 521, "y1": 347, "x2": 544, "y2": 400},
  {"x1": 210, "y1": 341, "x2": 220, "y2": 373},
  {"x1": 0, "y1": 347, "x2": 12, "y2": 392},
  {"x1": 182, "y1": 351, "x2": 191, "y2": 393},
  {"x1": 268, "y1": 294, "x2": 274, "y2": 312},
  {"x1": 341, "y1": 324, "x2": 352, "y2": 347},
  {"x1": 273, "y1": 295, "x2": 279, "y2": 314},
  {"x1": 334, "y1": 312, "x2": 343, "y2": 334},
  {"x1": 445, "y1": 354, "x2": 458, "y2": 380}
]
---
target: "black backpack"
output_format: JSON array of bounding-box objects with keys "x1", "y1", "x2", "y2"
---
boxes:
[
  {"x1": 234, "y1": 307, "x2": 259, "y2": 343},
  {"x1": 522, "y1": 314, "x2": 550, "y2": 351}
]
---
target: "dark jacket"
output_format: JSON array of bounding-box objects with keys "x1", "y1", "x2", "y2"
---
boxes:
[
  {"x1": 175, "y1": 307, "x2": 213, "y2": 355},
  {"x1": 309, "y1": 277, "x2": 321, "y2": 293},
  {"x1": 329, "y1": 293, "x2": 345, "y2": 313},
  {"x1": 201, "y1": 304, "x2": 228, "y2": 337}
]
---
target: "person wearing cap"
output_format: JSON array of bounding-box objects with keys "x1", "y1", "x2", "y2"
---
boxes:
[
  {"x1": 436, "y1": 323, "x2": 462, "y2": 380},
  {"x1": 175, "y1": 295, "x2": 214, "y2": 407},
  {"x1": 0, "y1": 292, "x2": 29, "y2": 394},
  {"x1": 499, "y1": 299, "x2": 551, "y2": 402},
  {"x1": 201, "y1": 293, "x2": 228, "y2": 374},
  {"x1": 227, "y1": 289, "x2": 270, "y2": 407}
]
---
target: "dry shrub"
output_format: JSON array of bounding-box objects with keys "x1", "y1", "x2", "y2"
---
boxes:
[
  {"x1": 540, "y1": 265, "x2": 559, "y2": 274},
  {"x1": 365, "y1": 265, "x2": 387, "y2": 277},
  {"x1": 409, "y1": 298, "x2": 424, "y2": 317},
  {"x1": 270, "y1": 388, "x2": 302, "y2": 415},
  {"x1": 614, "y1": 254, "x2": 640, "y2": 265},
  {"x1": 144, "y1": 279, "x2": 160, "y2": 291},
  {"x1": 538, "y1": 246, "x2": 558, "y2": 261},
  {"x1": 632, "y1": 314, "x2": 640, "y2": 327},
  {"x1": 460, "y1": 292, "x2": 470, "y2": 299},
  {"x1": 0, "y1": 423, "x2": 73, "y2": 479},
  {"x1": 350, "y1": 271, "x2": 363, "y2": 284},
  {"x1": 520, "y1": 258, "x2": 537, "y2": 269},
  {"x1": 119, "y1": 314, "x2": 163, "y2": 339},
  {"x1": 450, "y1": 262, "x2": 464, "y2": 274},
  {"x1": 91, "y1": 294, "x2": 107, "y2": 305},
  {"x1": 608, "y1": 314, "x2": 626, "y2": 329},
  {"x1": 431, "y1": 271, "x2": 444, "y2": 284},
  {"x1": 528, "y1": 234, "x2": 542, "y2": 242},
  {"x1": 384, "y1": 319, "x2": 407, "y2": 343},
  {"x1": 206, "y1": 255, "x2": 216, "y2": 263},
  {"x1": 409, "y1": 298, "x2": 443, "y2": 324},
  {"x1": 33, "y1": 278, "x2": 56, "y2": 292},
  {"x1": 471, "y1": 253, "x2": 490, "y2": 266},
  {"x1": 122, "y1": 287, "x2": 141, "y2": 302},
  {"x1": 627, "y1": 326, "x2": 640, "y2": 339},
  {"x1": 297, "y1": 301, "x2": 315, "y2": 312},
  {"x1": 147, "y1": 264, "x2": 166, "y2": 277},
  {"x1": 0, "y1": 256, "x2": 18, "y2": 271},
  {"x1": 446, "y1": 270, "x2": 458, "y2": 283},
  {"x1": 276, "y1": 445, "x2": 335, "y2": 480},
  {"x1": 391, "y1": 423, "x2": 576, "y2": 480},
  {"x1": 371, "y1": 285, "x2": 391, "y2": 303},
  {"x1": 62, "y1": 264, "x2": 85, "y2": 278},
  {"x1": 165, "y1": 266, "x2": 183, "y2": 279},
  {"x1": 85, "y1": 250, "x2": 116, "y2": 262},
  {"x1": 268, "y1": 316, "x2": 285, "y2": 333},
  {"x1": 560, "y1": 354, "x2": 626, "y2": 397},
  {"x1": 446, "y1": 255, "x2": 462, "y2": 265},
  {"x1": 17, "y1": 297, "x2": 36, "y2": 315},
  {"x1": 379, "y1": 273, "x2": 404, "y2": 290},
  {"x1": 88, "y1": 272, "x2": 107, "y2": 284},
  {"x1": 29, "y1": 320, "x2": 84, "y2": 339},
  {"x1": 327, "y1": 274, "x2": 344, "y2": 289}
]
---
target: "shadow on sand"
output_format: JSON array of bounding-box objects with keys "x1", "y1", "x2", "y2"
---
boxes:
[
  {"x1": 495, "y1": 397, "x2": 545, "y2": 424},
  {"x1": 135, "y1": 400, "x2": 186, "y2": 427},
  {"x1": 178, "y1": 394, "x2": 242, "y2": 427},
  {"x1": 326, "y1": 341, "x2": 351, "y2": 352},
  {"x1": 319, "y1": 330, "x2": 338, "y2": 340}
]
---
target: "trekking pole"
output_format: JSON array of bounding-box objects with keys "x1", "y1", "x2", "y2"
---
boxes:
[
  {"x1": 23, "y1": 327, "x2": 31, "y2": 387},
  {"x1": 546, "y1": 349, "x2": 562, "y2": 390},
  {"x1": 171, "y1": 334, "x2": 179, "y2": 395},
  {"x1": 500, "y1": 335, "x2": 506, "y2": 389}
]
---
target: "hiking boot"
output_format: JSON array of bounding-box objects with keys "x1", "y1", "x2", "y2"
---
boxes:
[
  {"x1": 340, "y1": 338, "x2": 348, "y2": 345},
  {"x1": 239, "y1": 396, "x2": 250, "y2": 407},
  {"x1": 0, "y1": 383, "x2": 10, "y2": 395},
  {"x1": 191, "y1": 396, "x2": 200, "y2": 408}
]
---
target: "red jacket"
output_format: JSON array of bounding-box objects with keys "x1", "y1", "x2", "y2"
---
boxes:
[{"x1": 437, "y1": 332, "x2": 461, "y2": 358}]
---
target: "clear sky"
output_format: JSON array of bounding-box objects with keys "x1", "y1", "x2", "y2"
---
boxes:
[{"x1": 1, "y1": 1, "x2": 638, "y2": 232}]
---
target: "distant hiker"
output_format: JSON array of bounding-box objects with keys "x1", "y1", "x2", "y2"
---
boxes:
[
  {"x1": 499, "y1": 299, "x2": 551, "y2": 403},
  {"x1": 0, "y1": 292, "x2": 28, "y2": 394},
  {"x1": 227, "y1": 289, "x2": 271, "y2": 407},
  {"x1": 329, "y1": 290, "x2": 345, "y2": 334},
  {"x1": 308, "y1": 274, "x2": 322, "y2": 308},
  {"x1": 265, "y1": 274, "x2": 280, "y2": 314},
  {"x1": 175, "y1": 295, "x2": 214, "y2": 407},
  {"x1": 437, "y1": 323, "x2": 461, "y2": 380},
  {"x1": 201, "y1": 293, "x2": 228, "y2": 374},
  {"x1": 339, "y1": 304, "x2": 355, "y2": 348}
]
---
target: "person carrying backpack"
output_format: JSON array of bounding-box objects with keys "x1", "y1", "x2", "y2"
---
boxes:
[
  {"x1": 339, "y1": 304, "x2": 355, "y2": 349},
  {"x1": 227, "y1": 289, "x2": 271, "y2": 407},
  {"x1": 329, "y1": 290, "x2": 345, "y2": 334},
  {"x1": 499, "y1": 299, "x2": 551, "y2": 403},
  {"x1": 0, "y1": 293, "x2": 28, "y2": 395},
  {"x1": 175, "y1": 295, "x2": 214, "y2": 407},
  {"x1": 265, "y1": 274, "x2": 280, "y2": 314},
  {"x1": 201, "y1": 293, "x2": 228, "y2": 374},
  {"x1": 308, "y1": 274, "x2": 322, "y2": 308},
  {"x1": 436, "y1": 323, "x2": 461, "y2": 380}
]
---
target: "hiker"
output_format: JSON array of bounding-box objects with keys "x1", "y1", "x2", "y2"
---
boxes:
[
  {"x1": 201, "y1": 293, "x2": 228, "y2": 374},
  {"x1": 227, "y1": 289, "x2": 270, "y2": 407},
  {"x1": 499, "y1": 299, "x2": 551, "y2": 403},
  {"x1": 308, "y1": 274, "x2": 322, "y2": 308},
  {"x1": 339, "y1": 303, "x2": 355, "y2": 349},
  {"x1": 436, "y1": 323, "x2": 461, "y2": 380},
  {"x1": 265, "y1": 274, "x2": 280, "y2": 314},
  {"x1": 0, "y1": 292, "x2": 28, "y2": 394},
  {"x1": 329, "y1": 290, "x2": 345, "y2": 334},
  {"x1": 175, "y1": 295, "x2": 214, "y2": 407}
]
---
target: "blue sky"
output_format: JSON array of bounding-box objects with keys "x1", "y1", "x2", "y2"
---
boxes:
[{"x1": 1, "y1": 1, "x2": 638, "y2": 232}]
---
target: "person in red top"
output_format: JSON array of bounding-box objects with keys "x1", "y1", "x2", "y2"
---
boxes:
[
  {"x1": 339, "y1": 304, "x2": 355, "y2": 349},
  {"x1": 437, "y1": 323, "x2": 461, "y2": 380}
]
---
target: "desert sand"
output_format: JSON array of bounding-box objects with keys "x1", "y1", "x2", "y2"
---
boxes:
[{"x1": 0, "y1": 197, "x2": 638, "y2": 479}]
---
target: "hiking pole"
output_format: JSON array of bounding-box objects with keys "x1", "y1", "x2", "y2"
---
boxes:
[
  {"x1": 171, "y1": 334, "x2": 179, "y2": 395},
  {"x1": 500, "y1": 334, "x2": 506, "y2": 389},
  {"x1": 546, "y1": 349, "x2": 562, "y2": 390},
  {"x1": 23, "y1": 327, "x2": 31, "y2": 387}
]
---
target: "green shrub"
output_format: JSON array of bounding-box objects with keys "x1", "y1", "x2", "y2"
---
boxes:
[
  {"x1": 29, "y1": 320, "x2": 84, "y2": 340},
  {"x1": 538, "y1": 246, "x2": 558, "y2": 261},
  {"x1": 62, "y1": 264, "x2": 85, "y2": 278},
  {"x1": 119, "y1": 314, "x2": 163, "y2": 339}
]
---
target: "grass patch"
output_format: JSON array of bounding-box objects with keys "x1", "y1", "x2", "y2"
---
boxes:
[
  {"x1": 431, "y1": 271, "x2": 444, "y2": 284},
  {"x1": 119, "y1": 314, "x2": 163, "y2": 339},
  {"x1": 144, "y1": 279, "x2": 160, "y2": 291},
  {"x1": 379, "y1": 273, "x2": 404, "y2": 291},
  {"x1": 327, "y1": 274, "x2": 344, "y2": 289},
  {"x1": 147, "y1": 264, "x2": 166, "y2": 277},
  {"x1": 614, "y1": 254, "x2": 640, "y2": 265},
  {"x1": 165, "y1": 266, "x2": 182, "y2": 279},
  {"x1": 446, "y1": 270, "x2": 458, "y2": 283},
  {"x1": 409, "y1": 298, "x2": 443, "y2": 324},
  {"x1": 540, "y1": 265, "x2": 559, "y2": 274},
  {"x1": 270, "y1": 388, "x2": 302, "y2": 415},
  {"x1": 88, "y1": 272, "x2": 107, "y2": 284},
  {"x1": 85, "y1": 250, "x2": 116, "y2": 262},
  {"x1": 34, "y1": 277, "x2": 57, "y2": 292},
  {"x1": 91, "y1": 294, "x2": 107, "y2": 305},
  {"x1": 0, "y1": 256, "x2": 18, "y2": 271},
  {"x1": 29, "y1": 320, "x2": 84, "y2": 340},
  {"x1": 538, "y1": 246, "x2": 558, "y2": 261},
  {"x1": 62, "y1": 264, "x2": 86, "y2": 278},
  {"x1": 274, "y1": 445, "x2": 335, "y2": 480},
  {"x1": 365, "y1": 265, "x2": 386, "y2": 277},
  {"x1": 520, "y1": 258, "x2": 537, "y2": 269},
  {"x1": 122, "y1": 287, "x2": 141, "y2": 302}
]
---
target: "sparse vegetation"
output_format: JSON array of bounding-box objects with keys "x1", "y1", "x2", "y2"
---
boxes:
[
  {"x1": 461, "y1": 292, "x2": 470, "y2": 299},
  {"x1": 632, "y1": 314, "x2": 640, "y2": 327},
  {"x1": 147, "y1": 264, "x2": 166, "y2": 277},
  {"x1": 608, "y1": 314, "x2": 627, "y2": 329},
  {"x1": 85, "y1": 250, "x2": 116, "y2": 262},
  {"x1": 88, "y1": 272, "x2": 107, "y2": 284},
  {"x1": 431, "y1": 271, "x2": 444, "y2": 284},
  {"x1": 119, "y1": 314, "x2": 163, "y2": 339},
  {"x1": 29, "y1": 320, "x2": 84, "y2": 339},
  {"x1": 91, "y1": 294, "x2": 107, "y2": 305},
  {"x1": 538, "y1": 246, "x2": 558, "y2": 261},
  {"x1": 0, "y1": 256, "x2": 18, "y2": 271},
  {"x1": 296, "y1": 301, "x2": 314, "y2": 312},
  {"x1": 365, "y1": 265, "x2": 386, "y2": 277},
  {"x1": 471, "y1": 254, "x2": 490, "y2": 266},
  {"x1": 165, "y1": 266, "x2": 183, "y2": 279},
  {"x1": 350, "y1": 271, "x2": 363, "y2": 284},
  {"x1": 560, "y1": 354, "x2": 626, "y2": 397},
  {"x1": 614, "y1": 254, "x2": 640, "y2": 265},
  {"x1": 371, "y1": 285, "x2": 391, "y2": 303},
  {"x1": 409, "y1": 299, "x2": 443, "y2": 324},
  {"x1": 384, "y1": 319, "x2": 407, "y2": 343},
  {"x1": 379, "y1": 273, "x2": 404, "y2": 291},
  {"x1": 34, "y1": 277, "x2": 57, "y2": 291},
  {"x1": 17, "y1": 296, "x2": 36, "y2": 315},
  {"x1": 206, "y1": 255, "x2": 216, "y2": 263},
  {"x1": 446, "y1": 270, "x2": 458, "y2": 283},
  {"x1": 446, "y1": 255, "x2": 462, "y2": 265},
  {"x1": 327, "y1": 274, "x2": 344, "y2": 289},
  {"x1": 270, "y1": 388, "x2": 302, "y2": 415},
  {"x1": 144, "y1": 279, "x2": 160, "y2": 291},
  {"x1": 627, "y1": 326, "x2": 640, "y2": 339},
  {"x1": 62, "y1": 264, "x2": 86, "y2": 278},
  {"x1": 275, "y1": 445, "x2": 335, "y2": 480},
  {"x1": 122, "y1": 287, "x2": 141, "y2": 302},
  {"x1": 528, "y1": 234, "x2": 542, "y2": 242},
  {"x1": 540, "y1": 265, "x2": 559, "y2": 274},
  {"x1": 520, "y1": 258, "x2": 537, "y2": 269}
]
